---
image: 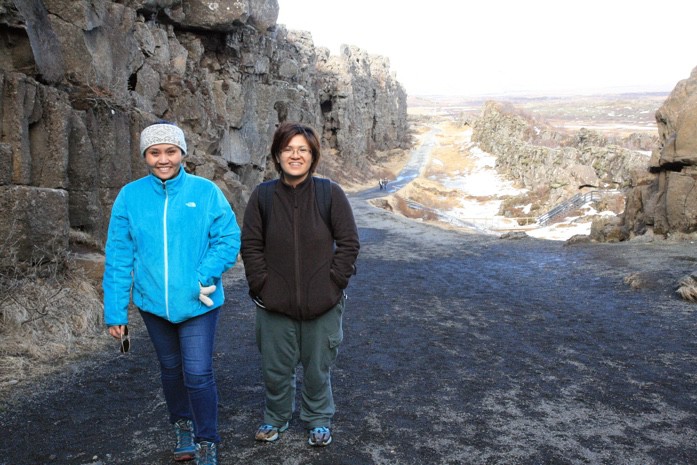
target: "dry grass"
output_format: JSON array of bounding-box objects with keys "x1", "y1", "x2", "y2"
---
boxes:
[
  {"x1": 0, "y1": 245, "x2": 106, "y2": 397},
  {"x1": 399, "y1": 179, "x2": 462, "y2": 211},
  {"x1": 385, "y1": 119, "x2": 475, "y2": 228},
  {"x1": 391, "y1": 195, "x2": 439, "y2": 222},
  {"x1": 384, "y1": 118, "x2": 542, "y2": 231},
  {"x1": 676, "y1": 275, "x2": 697, "y2": 302},
  {"x1": 425, "y1": 122, "x2": 475, "y2": 177},
  {"x1": 498, "y1": 186, "x2": 551, "y2": 218},
  {"x1": 376, "y1": 179, "x2": 459, "y2": 225},
  {"x1": 322, "y1": 147, "x2": 412, "y2": 193}
]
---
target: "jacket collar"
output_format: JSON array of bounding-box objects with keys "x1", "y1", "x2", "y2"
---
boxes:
[
  {"x1": 278, "y1": 174, "x2": 313, "y2": 193},
  {"x1": 148, "y1": 165, "x2": 186, "y2": 194}
]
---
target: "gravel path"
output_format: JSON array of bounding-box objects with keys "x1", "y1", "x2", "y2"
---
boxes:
[{"x1": 2, "y1": 192, "x2": 697, "y2": 464}]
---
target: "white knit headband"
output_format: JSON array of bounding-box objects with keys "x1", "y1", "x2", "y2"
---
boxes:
[{"x1": 140, "y1": 123, "x2": 187, "y2": 157}]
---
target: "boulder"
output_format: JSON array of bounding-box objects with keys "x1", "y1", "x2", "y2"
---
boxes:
[
  {"x1": 169, "y1": 0, "x2": 279, "y2": 32},
  {"x1": 622, "y1": 66, "x2": 697, "y2": 237},
  {"x1": 0, "y1": 185, "x2": 69, "y2": 266},
  {"x1": 590, "y1": 216, "x2": 627, "y2": 243}
]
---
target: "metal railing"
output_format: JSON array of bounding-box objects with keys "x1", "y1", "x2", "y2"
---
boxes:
[
  {"x1": 399, "y1": 197, "x2": 536, "y2": 233},
  {"x1": 394, "y1": 190, "x2": 620, "y2": 232},
  {"x1": 536, "y1": 190, "x2": 616, "y2": 226}
]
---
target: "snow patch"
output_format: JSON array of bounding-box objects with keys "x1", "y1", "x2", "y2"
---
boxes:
[{"x1": 425, "y1": 129, "x2": 615, "y2": 241}]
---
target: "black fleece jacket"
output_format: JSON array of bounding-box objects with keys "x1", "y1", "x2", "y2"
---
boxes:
[{"x1": 241, "y1": 176, "x2": 360, "y2": 320}]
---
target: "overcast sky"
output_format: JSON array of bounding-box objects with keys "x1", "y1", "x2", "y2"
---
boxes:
[{"x1": 277, "y1": 0, "x2": 696, "y2": 97}]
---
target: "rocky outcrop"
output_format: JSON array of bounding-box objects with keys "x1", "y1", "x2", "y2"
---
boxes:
[
  {"x1": 471, "y1": 101, "x2": 648, "y2": 218},
  {"x1": 0, "y1": 0, "x2": 408, "y2": 267},
  {"x1": 317, "y1": 46, "x2": 409, "y2": 169},
  {"x1": 622, "y1": 67, "x2": 697, "y2": 238}
]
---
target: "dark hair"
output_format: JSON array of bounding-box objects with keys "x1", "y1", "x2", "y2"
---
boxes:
[{"x1": 270, "y1": 122, "x2": 321, "y2": 175}]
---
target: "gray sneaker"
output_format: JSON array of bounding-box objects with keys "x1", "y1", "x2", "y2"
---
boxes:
[
  {"x1": 308, "y1": 426, "x2": 332, "y2": 447},
  {"x1": 254, "y1": 422, "x2": 289, "y2": 442},
  {"x1": 173, "y1": 419, "x2": 196, "y2": 461},
  {"x1": 196, "y1": 441, "x2": 218, "y2": 465}
]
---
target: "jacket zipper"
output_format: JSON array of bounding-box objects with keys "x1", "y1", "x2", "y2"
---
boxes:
[
  {"x1": 163, "y1": 181, "x2": 170, "y2": 320},
  {"x1": 292, "y1": 188, "x2": 301, "y2": 315}
]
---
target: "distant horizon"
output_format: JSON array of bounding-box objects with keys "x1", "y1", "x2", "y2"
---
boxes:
[
  {"x1": 401, "y1": 80, "x2": 683, "y2": 100},
  {"x1": 407, "y1": 87, "x2": 672, "y2": 101}
]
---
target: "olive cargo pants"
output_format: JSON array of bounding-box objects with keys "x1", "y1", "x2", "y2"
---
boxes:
[{"x1": 255, "y1": 296, "x2": 345, "y2": 429}]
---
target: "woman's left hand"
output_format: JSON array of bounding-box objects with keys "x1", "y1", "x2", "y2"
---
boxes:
[{"x1": 108, "y1": 325, "x2": 127, "y2": 339}]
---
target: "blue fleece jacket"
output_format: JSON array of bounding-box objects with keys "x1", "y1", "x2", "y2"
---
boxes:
[{"x1": 103, "y1": 168, "x2": 241, "y2": 325}]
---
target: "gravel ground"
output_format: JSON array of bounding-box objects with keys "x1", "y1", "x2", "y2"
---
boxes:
[{"x1": 2, "y1": 189, "x2": 697, "y2": 465}]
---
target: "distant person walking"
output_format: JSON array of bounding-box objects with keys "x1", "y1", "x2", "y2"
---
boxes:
[
  {"x1": 103, "y1": 121, "x2": 241, "y2": 465},
  {"x1": 241, "y1": 122, "x2": 360, "y2": 447}
]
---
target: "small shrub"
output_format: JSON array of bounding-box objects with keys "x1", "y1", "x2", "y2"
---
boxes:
[{"x1": 677, "y1": 275, "x2": 697, "y2": 302}]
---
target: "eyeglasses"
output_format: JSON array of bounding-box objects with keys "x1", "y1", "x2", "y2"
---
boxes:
[
  {"x1": 280, "y1": 146, "x2": 311, "y2": 157},
  {"x1": 119, "y1": 326, "x2": 130, "y2": 353}
]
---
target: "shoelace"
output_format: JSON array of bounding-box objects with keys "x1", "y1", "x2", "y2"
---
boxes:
[
  {"x1": 311, "y1": 427, "x2": 330, "y2": 440},
  {"x1": 197, "y1": 442, "x2": 216, "y2": 465},
  {"x1": 175, "y1": 420, "x2": 194, "y2": 447}
]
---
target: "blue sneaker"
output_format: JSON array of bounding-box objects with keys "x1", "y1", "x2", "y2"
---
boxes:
[
  {"x1": 196, "y1": 441, "x2": 217, "y2": 465},
  {"x1": 255, "y1": 422, "x2": 289, "y2": 442},
  {"x1": 308, "y1": 426, "x2": 332, "y2": 446},
  {"x1": 173, "y1": 419, "x2": 196, "y2": 461}
]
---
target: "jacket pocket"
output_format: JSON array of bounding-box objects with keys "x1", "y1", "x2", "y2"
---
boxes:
[
  {"x1": 249, "y1": 272, "x2": 267, "y2": 296},
  {"x1": 260, "y1": 267, "x2": 292, "y2": 311},
  {"x1": 329, "y1": 268, "x2": 348, "y2": 289},
  {"x1": 306, "y1": 260, "x2": 341, "y2": 315}
]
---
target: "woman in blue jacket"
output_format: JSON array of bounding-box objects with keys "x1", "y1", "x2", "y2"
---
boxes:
[{"x1": 103, "y1": 122, "x2": 240, "y2": 465}]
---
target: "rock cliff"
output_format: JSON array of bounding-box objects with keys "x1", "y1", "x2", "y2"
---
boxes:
[
  {"x1": 0, "y1": 0, "x2": 409, "y2": 266},
  {"x1": 471, "y1": 101, "x2": 649, "y2": 220},
  {"x1": 622, "y1": 67, "x2": 697, "y2": 238}
]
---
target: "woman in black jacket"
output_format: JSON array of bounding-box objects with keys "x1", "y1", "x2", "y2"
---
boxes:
[{"x1": 241, "y1": 122, "x2": 360, "y2": 447}]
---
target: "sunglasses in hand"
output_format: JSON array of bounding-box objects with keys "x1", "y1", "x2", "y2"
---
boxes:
[{"x1": 119, "y1": 325, "x2": 130, "y2": 353}]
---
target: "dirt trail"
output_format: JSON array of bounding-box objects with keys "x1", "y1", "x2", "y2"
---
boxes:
[
  {"x1": 2, "y1": 188, "x2": 697, "y2": 464},
  {"x1": 2, "y1": 120, "x2": 697, "y2": 464}
]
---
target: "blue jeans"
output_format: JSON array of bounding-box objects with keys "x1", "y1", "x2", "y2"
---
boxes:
[{"x1": 140, "y1": 308, "x2": 220, "y2": 443}]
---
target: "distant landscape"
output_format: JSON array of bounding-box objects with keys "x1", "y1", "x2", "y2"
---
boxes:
[
  {"x1": 373, "y1": 92, "x2": 671, "y2": 240},
  {"x1": 407, "y1": 92, "x2": 669, "y2": 137}
]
